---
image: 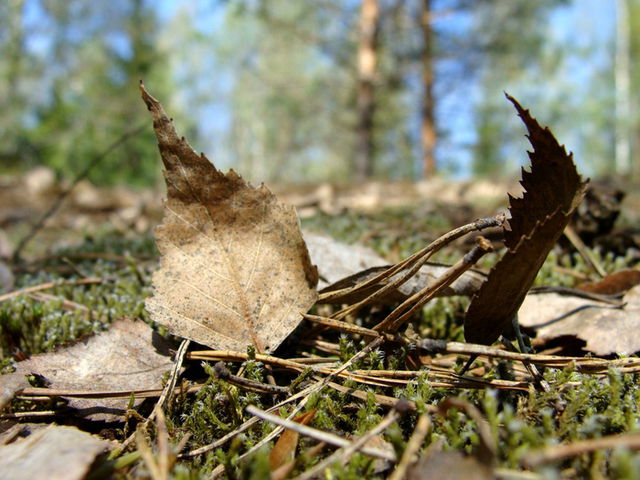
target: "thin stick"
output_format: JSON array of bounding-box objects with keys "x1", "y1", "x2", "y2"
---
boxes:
[
  {"x1": 318, "y1": 215, "x2": 503, "y2": 305},
  {"x1": 522, "y1": 432, "x2": 640, "y2": 468},
  {"x1": 374, "y1": 237, "x2": 493, "y2": 332},
  {"x1": 245, "y1": 405, "x2": 395, "y2": 462},
  {"x1": 0, "y1": 277, "x2": 103, "y2": 303},
  {"x1": 161, "y1": 339, "x2": 190, "y2": 409},
  {"x1": 416, "y1": 338, "x2": 640, "y2": 373},
  {"x1": 388, "y1": 414, "x2": 432, "y2": 480},
  {"x1": 563, "y1": 225, "x2": 606, "y2": 278},
  {"x1": 213, "y1": 361, "x2": 289, "y2": 395},
  {"x1": 292, "y1": 407, "x2": 402, "y2": 480},
  {"x1": 12, "y1": 124, "x2": 147, "y2": 262}
]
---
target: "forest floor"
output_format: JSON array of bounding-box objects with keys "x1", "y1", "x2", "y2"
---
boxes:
[{"x1": 2, "y1": 168, "x2": 640, "y2": 479}]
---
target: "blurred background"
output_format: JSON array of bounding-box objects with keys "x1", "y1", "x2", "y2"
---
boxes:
[{"x1": 0, "y1": 0, "x2": 638, "y2": 187}]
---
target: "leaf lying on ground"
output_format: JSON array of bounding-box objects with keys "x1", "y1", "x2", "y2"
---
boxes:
[
  {"x1": 576, "y1": 269, "x2": 640, "y2": 295},
  {"x1": 464, "y1": 94, "x2": 587, "y2": 345},
  {"x1": 407, "y1": 448, "x2": 493, "y2": 480},
  {"x1": 2, "y1": 318, "x2": 173, "y2": 421},
  {"x1": 141, "y1": 84, "x2": 318, "y2": 353},
  {"x1": 303, "y1": 231, "x2": 388, "y2": 289},
  {"x1": 0, "y1": 424, "x2": 109, "y2": 480},
  {"x1": 519, "y1": 286, "x2": 640, "y2": 355}
]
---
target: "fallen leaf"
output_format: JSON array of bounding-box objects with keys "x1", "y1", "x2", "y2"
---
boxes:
[
  {"x1": 4, "y1": 318, "x2": 173, "y2": 421},
  {"x1": 519, "y1": 286, "x2": 640, "y2": 355},
  {"x1": 269, "y1": 409, "x2": 316, "y2": 473},
  {"x1": 464, "y1": 94, "x2": 587, "y2": 345},
  {"x1": 0, "y1": 372, "x2": 29, "y2": 411},
  {"x1": 0, "y1": 424, "x2": 109, "y2": 480},
  {"x1": 407, "y1": 448, "x2": 493, "y2": 480},
  {"x1": 141, "y1": 84, "x2": 317, "y2": 353},
  {"x1": 303, "y1": 231, "x2": 388, "y2": 289},
  {"x1": 576, "y1": 269, "x2": 640, "y2": 295}
]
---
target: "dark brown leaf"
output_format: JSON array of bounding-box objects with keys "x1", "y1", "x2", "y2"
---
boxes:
[
  {"x1": 464, "y1": 95, "x2": 587, "y2": 345},
  {"x1": 576, "y1": 269, "x2": 640, "y2": 295},
  {"x1": 141, "y1": 84, "x2": 318, "y2": 353}
]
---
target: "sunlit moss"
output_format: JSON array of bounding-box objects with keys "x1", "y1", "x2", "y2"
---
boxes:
[{"x1": 3, "y1": 213, "x2": 640, "y2": 478}]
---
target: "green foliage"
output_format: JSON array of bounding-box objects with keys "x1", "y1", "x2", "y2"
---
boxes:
[{"x1": 0, "y1": 0, "x2": 184, "y2": 186}]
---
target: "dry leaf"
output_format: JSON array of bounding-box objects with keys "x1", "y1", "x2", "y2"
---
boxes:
[
  {"x1": 576, "y1": 269, "x2": 640, "y2": 295},
  {"x1": 407, "y1": 447, "x2": 493, "y2": 480},
  {"x1": 5, "y1": 318, "x2": 173, "y2": 421},
  {"x1": 0, "y1": 372, "x2": 30, "y2": 411},
  {"x1": 519, "y1": 286, "x2": 640, "y2": 355},
  {"x1": 0, "y1": 424, "x2": 109, "y2": 480},
  {"x1": 141, "y1": 84, "x2": 317, "y2": 353},
  {"x1": 269, "y1": 409, "x2": 316, "y2": 473},
  {"x1": 464, "y1": 94, "x2": 587, "y2": 345},
  {"x1": 303, "y1": 231, "x2": 388, "y2": 289}
]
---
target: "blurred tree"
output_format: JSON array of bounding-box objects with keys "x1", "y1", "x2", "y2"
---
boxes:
[
  {"x1": 355, "y1": 0, "x2": 380, "y2": 180},
  {"x1": 625, "y1": 0, "x2": 640, "y2": 180},
  {"x1": 615, "y1": 0, "x2": 631, "y2": 176},
  {"x1": 0, "y1": 0, "x2": 178, "y2": 186},
  {"x1": 32, "y1": 0, "x2": 175, "y2": 186},
  {"x1": 469, "y1": 0, "x2": 568, "y2": 176},
  {"x1": 0, "y1": 0, "x2": 44, "y2": 170},
  {"x1": 420, "y1": 0, "x2": 436, "y2": 178},
  {"x1": 211, "y1": 0, "x2": 359, "y2": 183}
]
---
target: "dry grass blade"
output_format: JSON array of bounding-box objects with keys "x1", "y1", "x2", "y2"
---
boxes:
[
  {"x1": 269, "y1": 410, "x2": 317, "y2": 473},
  {"x1": 388, "y1": 414, "x2": 433, "y2": 480},
  {"x1": 136, "y1": 426, "x2": 164, "y2": 480},
  {"x1": 246, "y1": 405, "x2": 395, "y2": 463},
  {"x1": 522, "y1": 432, "x2": 640, "y2": 468},
  {"x1": 318, "y1": 216, "x2": 501, "y2": 311},
  {"x1": 374, "y1": 237, "x2": 492, "y2": 333}
]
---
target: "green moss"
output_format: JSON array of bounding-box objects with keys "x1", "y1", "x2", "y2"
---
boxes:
[{"x1": 3, "y1": 212, "x2": 640, "y2": 478}]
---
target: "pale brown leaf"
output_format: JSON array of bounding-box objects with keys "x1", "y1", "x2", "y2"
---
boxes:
[
  {"x1": 519, "y1": 286, "x2": 640, "y2": 355},
  {"x1": 6, "y1": 318, "x2": 173, "y2": 421},
  {"x1": 0, "y1": 425, "x2": 109, "y2": 480},
  {"x1": 407, "y1": 450, "x2": 494, "y2": 480},
  {"x1": 304, "y1": 232, "x2": 485, "y2": 303},
  {"x1": 141, "y1": 84, "x2": 318, "y2": 353}
]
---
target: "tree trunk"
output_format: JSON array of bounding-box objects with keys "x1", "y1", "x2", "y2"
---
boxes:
[
  {"x1": 420, "y1": 0, "x2": 436, "y2": 178},
  {"x1": 355, "y1": 0, "x2": 380, "y2": 180},
  {"x1": 615, "y1": 0, "x2": 631, "y2": 176}
]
